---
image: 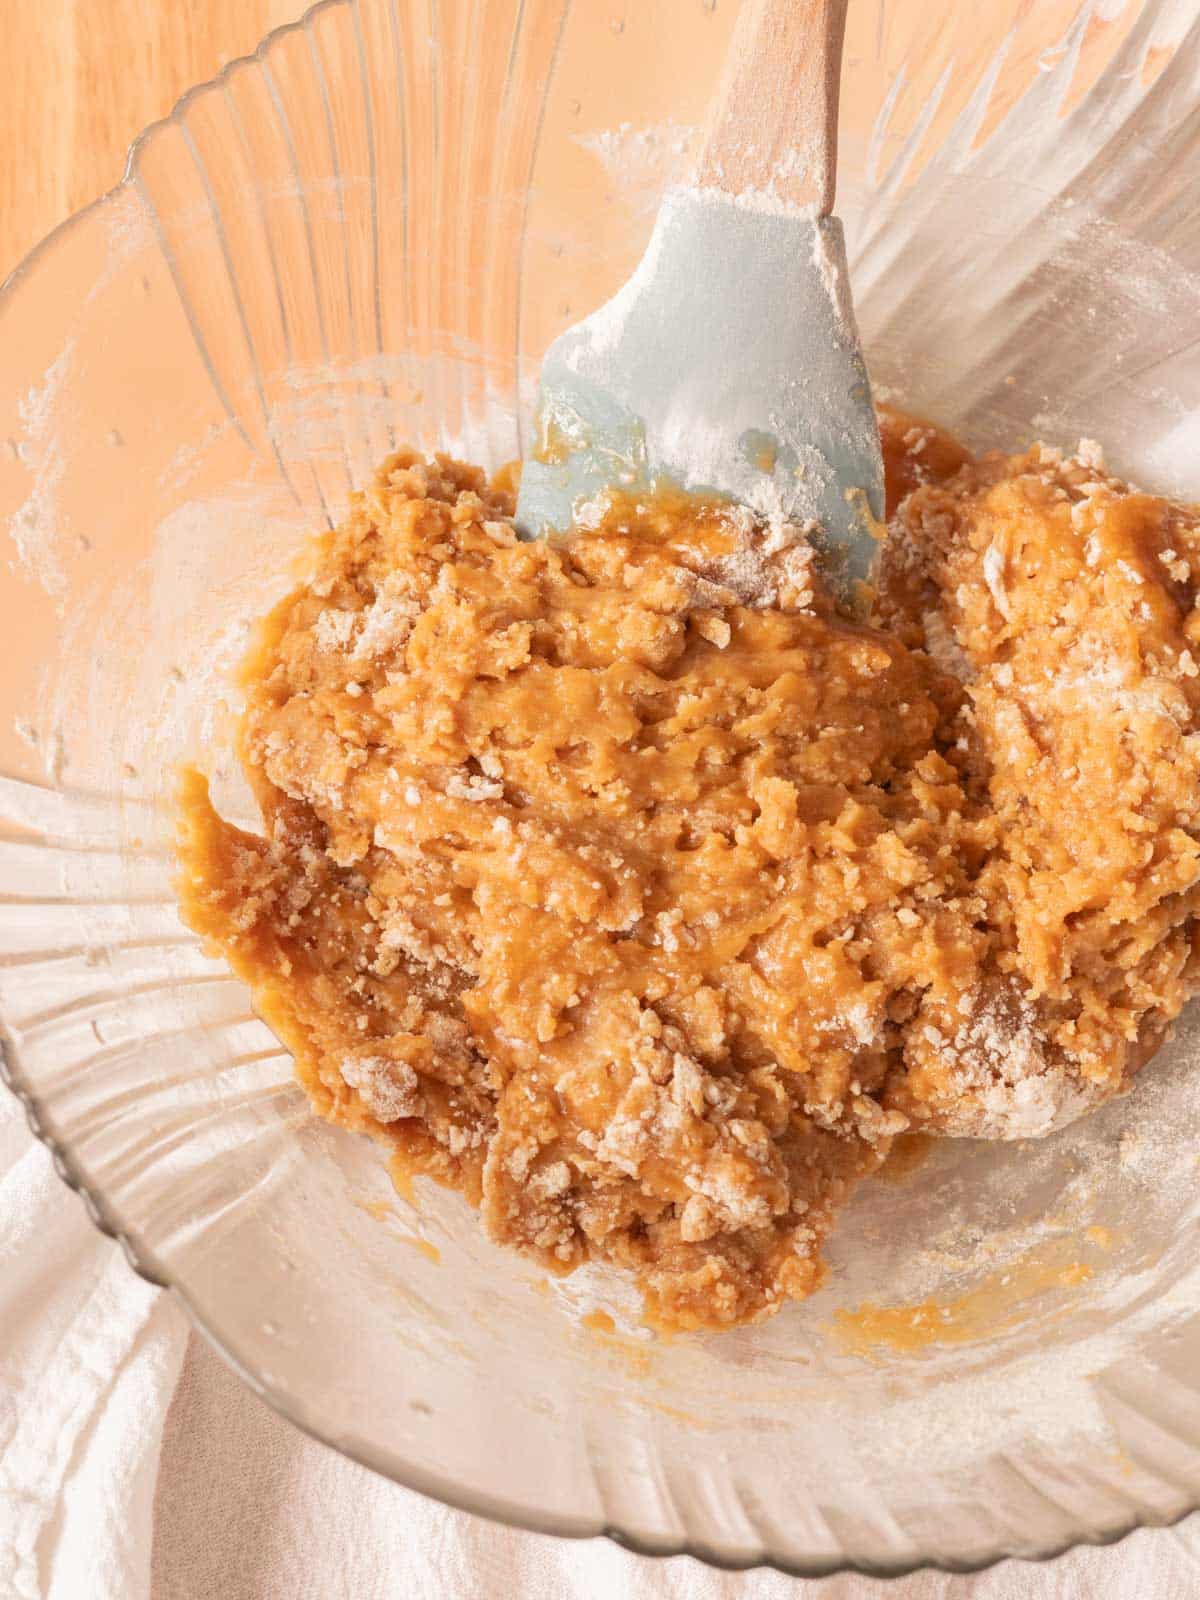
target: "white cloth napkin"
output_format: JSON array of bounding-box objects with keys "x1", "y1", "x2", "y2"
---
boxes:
[{"x1": 4, "y1": 1087, "x2": 1200, "y2": 1600}]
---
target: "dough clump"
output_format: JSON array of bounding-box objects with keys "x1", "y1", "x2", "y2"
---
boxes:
[{"x1": 177, "y1": 412, "x2": 1200, "y2": 1329}]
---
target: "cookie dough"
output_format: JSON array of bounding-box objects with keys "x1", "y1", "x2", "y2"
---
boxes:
[{"x1": 177, "y1": 410, "x2": 1200, "y2": 1330}]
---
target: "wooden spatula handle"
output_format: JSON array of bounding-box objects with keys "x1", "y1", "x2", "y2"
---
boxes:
[{"x1": 691, "y1": 0, "x2": 849, "y2": 216}]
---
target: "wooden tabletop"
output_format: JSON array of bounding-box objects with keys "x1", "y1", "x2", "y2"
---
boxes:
[
  {"x1": 0, "y1": 0, "x2": 301, "y2": 278},
  {"x1": 0, "y1": 0, "x2": 1142, "y2": 287}
]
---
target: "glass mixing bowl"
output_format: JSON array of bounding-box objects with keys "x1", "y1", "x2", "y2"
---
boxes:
[{"x1": 3, "y1": 0, "x2": 1200, "y2": 1577}]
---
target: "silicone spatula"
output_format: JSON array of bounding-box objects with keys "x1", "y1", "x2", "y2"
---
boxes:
[{"x1": 515, "y1": 0, "x2": 883, "y2": 605}]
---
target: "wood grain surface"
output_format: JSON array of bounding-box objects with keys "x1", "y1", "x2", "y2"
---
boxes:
[
  {"x1": 0, "y1": 0, "x2": 1147, "y2": 285},
  {"x1": 693, "y1": 0, "x2": 848, "y2": 215},
  {"x1": 0, "y1": 0, "x2": 301, "y2": 278}
]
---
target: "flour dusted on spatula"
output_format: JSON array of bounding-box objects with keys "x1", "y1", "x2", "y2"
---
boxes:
[
  {"x1": 681, "y1": 179, "x2": 858, "y2": 345},
  {"x1": 517, "y1": 181, "x2": 883, "y2": 601}
]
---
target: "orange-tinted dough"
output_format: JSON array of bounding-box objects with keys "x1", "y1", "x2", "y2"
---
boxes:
[{"x1": 177, "y1": 409, "x2": 1200, "y2": 1330}]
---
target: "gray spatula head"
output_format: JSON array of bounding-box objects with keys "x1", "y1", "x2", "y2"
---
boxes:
[{"x1": 516, "y1": 185, "x2": 883, "y2": 603}]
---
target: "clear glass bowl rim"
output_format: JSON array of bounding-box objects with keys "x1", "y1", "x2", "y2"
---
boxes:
[{"x1": 1, "y1": 0, "x2": 1195, "y2": 1578}]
